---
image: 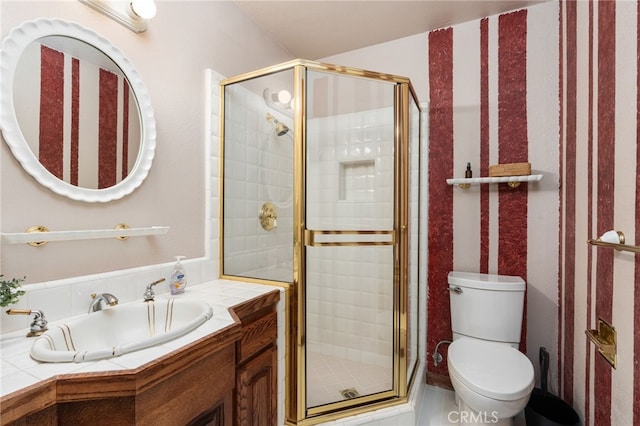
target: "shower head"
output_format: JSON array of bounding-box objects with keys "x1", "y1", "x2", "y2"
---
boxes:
[
  {"x1": 275, "y1": 122, "x2": 289, "y2": 136},
  {"x1": 265, "y1": 112, "x2": 290, "y2": 136}
]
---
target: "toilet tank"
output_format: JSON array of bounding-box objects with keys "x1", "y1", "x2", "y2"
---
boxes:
[{"x1": 448, "y1": 271, "x2": 525, "y2": 344}]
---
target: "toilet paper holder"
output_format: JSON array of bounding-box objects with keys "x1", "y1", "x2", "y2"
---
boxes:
[{"x1": 585, "y1": 317, "x2": 616, "y2": 369}]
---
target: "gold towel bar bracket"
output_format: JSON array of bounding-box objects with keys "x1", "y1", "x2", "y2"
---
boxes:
[
  {"x1": 25, "y1": 225, "x2": 49, "y2": 247},
  {"x1": 587, "y1": 231, "x2": 640, "y2": 254}
]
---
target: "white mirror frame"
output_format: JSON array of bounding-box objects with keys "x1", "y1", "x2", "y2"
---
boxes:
[{"x1": 0, "y1": 18, "x2": 156, "y2": 202}]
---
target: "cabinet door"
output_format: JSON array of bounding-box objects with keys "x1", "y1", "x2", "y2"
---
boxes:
[
  {"x1": 186, "y1": 399, "x2": 230, "y2": 426},
  {"x1": 237, "y1": 346, "x2": 277, "y2": 426}
]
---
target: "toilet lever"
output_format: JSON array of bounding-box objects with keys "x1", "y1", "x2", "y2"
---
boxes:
[{"x1": 447, "y1": 286, "x2": 463, "y2": 295}]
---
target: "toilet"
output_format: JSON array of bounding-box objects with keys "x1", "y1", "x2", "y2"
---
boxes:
[{"x1": 447, "y1": 271, "x2": 534, "y2": 425}]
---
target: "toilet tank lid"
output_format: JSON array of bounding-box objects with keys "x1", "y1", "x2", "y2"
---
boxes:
[{"x1": 448, "y1": 271, "x2": 525, "y2": 291}]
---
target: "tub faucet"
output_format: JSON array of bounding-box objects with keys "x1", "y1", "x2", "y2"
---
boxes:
[
  {"x1": 88, "y1": 293, "x2": 119, "y2": 313},
  {"x1": 143, "y1": 278, "x2": 166, "y2": 302},
  {"x1": 5, "y1": 309, "x2": 48, "y2": 337}
]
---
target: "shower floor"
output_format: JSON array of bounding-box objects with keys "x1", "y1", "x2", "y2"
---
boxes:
[{"x1": 306, "y1": 351, "x2": 393, "y2": 408}]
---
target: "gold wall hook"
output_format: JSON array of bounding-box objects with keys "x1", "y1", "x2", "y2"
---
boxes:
[{"x1": 25, "y1": 225, "x2": 49, "y2": 247}]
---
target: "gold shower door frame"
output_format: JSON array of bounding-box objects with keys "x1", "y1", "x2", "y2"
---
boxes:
[
  {"x1": 219, "y1": 60, "x2": 419, "y2": 425},
  {"x1": 292, "y1": 64, "x2": 411, "y2": 424}
]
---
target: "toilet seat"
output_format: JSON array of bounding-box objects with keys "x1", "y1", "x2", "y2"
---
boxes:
[{"x1": 448, "y1": 338, "x2": 534, "y2": 401}]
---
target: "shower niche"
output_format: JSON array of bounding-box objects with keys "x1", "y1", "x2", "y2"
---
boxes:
[{"x1": 220, "y1": 60, "x2": 421, "y2": 425}]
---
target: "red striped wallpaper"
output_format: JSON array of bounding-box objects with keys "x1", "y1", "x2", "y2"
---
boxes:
[
  {"x1": 563, "y1": 0, "x2": 577, "y2": 408},
  {"x1": 427, "y1": 4, "x2": 640, "y2": 423},
  {"x1": 427, "y1": 27, "x2": 454, "y2": 378},
  {"x1": 71, "y1": 57, "x2": 80, "y2": 186},
  {"x1": 479, "y1": 17, "x2": 489, "y2": 274},
  {"x1": 497, "y1": 10, "x2": 529, "y2": 353},
  {"x1": 98, "y1": 69, "x2": 118, "y2": 189},
  {"x1": 635, "y1": 1, "x2": 640, "y2": 422},
  {"x1": 36, "y1": 44, "x2": 132, "y2": 189},
  {"x1": 426, "y1": 8, "x2": 536, "y2": 380},
  {"x1": 594, "y1": 2, "x2": 616, "y2": 424},
  {"x1": 633, "y1": 2, "x2": 640, "y2": 422},
  {"x1": 122, "y1": 80, "x2": 130, "y2": 180},
  {"x1": 39, "y1": 45, "x2": 64, "y2": 180},
  {"x1": 584, "y1": 2, "x2": 594, "y2": 423}
]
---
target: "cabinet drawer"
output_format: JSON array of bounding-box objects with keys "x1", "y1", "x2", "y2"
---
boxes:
[{"x1": 238, "y1": 311, "x2": 277, "y2": 363}]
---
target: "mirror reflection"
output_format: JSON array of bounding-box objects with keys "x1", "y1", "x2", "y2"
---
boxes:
[
  {"x1": 0, "y1": 18, "x2": 156, "y2": 202},
  {"x1": 13, "y1": 36, "x2": 141, "y2": 189}
]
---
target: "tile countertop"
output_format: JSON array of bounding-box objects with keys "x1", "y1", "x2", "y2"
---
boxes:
[{"x1": 0, "y1": 279, "x2": 281, "y2": 398}]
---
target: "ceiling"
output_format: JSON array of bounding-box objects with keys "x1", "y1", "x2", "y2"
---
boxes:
[{"x1": 233, "y1": 0, "x2": 547, "y2": 59}]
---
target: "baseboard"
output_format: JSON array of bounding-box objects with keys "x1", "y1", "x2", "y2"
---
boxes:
[{"x1": 425, "y1": 372, "x2": 453, "y2": 390}]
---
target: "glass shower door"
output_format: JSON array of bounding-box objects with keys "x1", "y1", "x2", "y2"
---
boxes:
[{"x1": 303, "y1": 70, "x2": 398, "y2": 413}]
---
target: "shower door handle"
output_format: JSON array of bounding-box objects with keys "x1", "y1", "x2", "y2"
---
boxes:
[
  {"x1": 304, "y1": 229, "x2": 395, "y2": 247},
  {"x1": 447, "y1": 286, "x2": 463, "y2": 295}
]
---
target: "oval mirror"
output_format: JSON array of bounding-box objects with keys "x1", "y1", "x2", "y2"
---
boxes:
[{"x1": 0, "y1": 18, "x2": 156, "y2": 202}]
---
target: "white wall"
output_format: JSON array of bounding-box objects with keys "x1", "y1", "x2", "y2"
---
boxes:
[
  {"x1": 321, "y1": 32, "x2": 430, "y2": 104},
  {"x1": 0, "y1": 1, "x2": 292, "y2": 283}
]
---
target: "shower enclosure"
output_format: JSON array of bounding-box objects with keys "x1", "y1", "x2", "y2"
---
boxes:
[{"x1": 220, "y1": 59, "x2": 421, "y2": 425}]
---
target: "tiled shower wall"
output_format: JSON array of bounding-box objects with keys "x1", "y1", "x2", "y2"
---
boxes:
[
  {"x1": 306, "y1": 109, "x2": 396, "y2": 367},
  {"x1": 222, "y1": 84, "x2": 294, "y2": 283},
  {"x1": 224, "y1": 82, "x2": 407, "y2": 367}
]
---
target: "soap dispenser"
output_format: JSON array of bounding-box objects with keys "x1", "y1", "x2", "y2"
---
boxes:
[{"x1": 170, "y1": 256, "x2": 187, "y2": 295}]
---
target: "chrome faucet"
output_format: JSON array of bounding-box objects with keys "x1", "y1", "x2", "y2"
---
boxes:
[
  {"x1": 5, "y1": 309, "x2": 48, "y2": 337},
  {"x1": 143, "y1": 278, "x2": 166, "y2": 302},
  {"x1": 88, "y1": 293, "x2": 119, "y2": 313}
]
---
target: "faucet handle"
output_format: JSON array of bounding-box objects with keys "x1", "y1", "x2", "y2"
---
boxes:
[
  {"x1": 144, "y1": 278, "x2": 165, "y2": 302},
  {"x1": 6, "y1": 309, "x2": 48, "y2": 337}
]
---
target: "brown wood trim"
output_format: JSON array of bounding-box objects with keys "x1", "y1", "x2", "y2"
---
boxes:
[
  {"x1": 230, "y1": 290, "x2": 280, "y2": 324},
  {"x1": 237, "y1": 310, "x2": 277, "y2": 364},
  {"x1": 0, "y1": 378, "x2": 57, "y2": 423},
  {"x1": 425, "y1": 372, "x2": 453, "y2": 390},
  {"x1": 135, "y1": 345, "x2": 236, "y2": 425},
  {"x1": 55, "y1": 323, "x2": 242, "y2": 401},
  {"x1": 0, "y1": 325, "x2": 241, "y2": 425}
]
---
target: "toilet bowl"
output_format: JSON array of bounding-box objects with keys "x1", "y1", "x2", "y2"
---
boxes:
[
  {"x1": 448, "y1": 338, "x2": 534, "y2": 423},
  {"x1": 447, "y1": 271, "x2": 535, "y2": 425}
]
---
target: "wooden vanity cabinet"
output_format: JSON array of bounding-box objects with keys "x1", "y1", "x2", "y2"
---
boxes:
[
  {"x1": 233, "y1": 291, "x2": 279, "y2": 426},
  {"x1": 0, "y1": 290, "x2": 280, "y2": 426}
]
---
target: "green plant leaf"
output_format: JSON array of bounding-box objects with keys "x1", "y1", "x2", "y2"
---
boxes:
[{"x1": 0, "y1": 275, "x2": 26, "y2": 308}]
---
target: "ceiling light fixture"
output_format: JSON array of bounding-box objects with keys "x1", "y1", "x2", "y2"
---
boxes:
[
  {"x1": 276, "y1": 90, "x2": 292, "y2": 104},
  {"x1": 78, "y1": 0, "x2": 156, "y2": 33},
  {"x1": 129, "y1": 0, "x2": 157, "y2": 20}
]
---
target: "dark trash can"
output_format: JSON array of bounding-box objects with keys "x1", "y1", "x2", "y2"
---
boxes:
[{"x1": 525, "y1": 348, "x2": 580, "y2": 426}]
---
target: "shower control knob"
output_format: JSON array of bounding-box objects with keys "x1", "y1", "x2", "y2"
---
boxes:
[{"x1": 259, "y1": 202, "x2": 278, "y2": 231}]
